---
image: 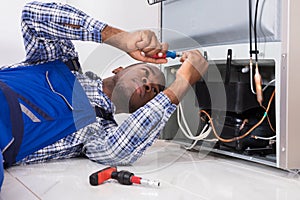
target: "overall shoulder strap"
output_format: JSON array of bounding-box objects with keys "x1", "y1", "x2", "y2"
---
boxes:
[{"x1": 0, "y1": 81, "x2": 24, "y2": 168}]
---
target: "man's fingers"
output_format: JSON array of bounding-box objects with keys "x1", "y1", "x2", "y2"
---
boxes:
[
  {"x1": 180, "y1": 51, "x2": 188, "y2": 62},
  {"x1": 161, "y1": 43, "x2": 169, "y2": 54},
  {"x1": 136, "y1": 31, "x2": 163, "y2": 56},
  {"x1": 130, "y1": 50, "x2": 167, "y2": 64}
]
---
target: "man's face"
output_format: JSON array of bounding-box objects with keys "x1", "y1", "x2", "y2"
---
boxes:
[{"x1": 111, "y1": 63, "x2": 165, "y2": 113}]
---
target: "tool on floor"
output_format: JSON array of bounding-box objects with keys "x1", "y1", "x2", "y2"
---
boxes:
[{"x1": 89, "y1": 167, "x2": 160, "y2": 187}]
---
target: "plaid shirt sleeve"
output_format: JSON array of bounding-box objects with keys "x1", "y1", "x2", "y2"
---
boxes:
[
  {"x1": 82, "y1": 92, "x2": 177, "y2": 166},
  {"x1": 21, "y1": 1, "x2": 107, "y2": 63}
]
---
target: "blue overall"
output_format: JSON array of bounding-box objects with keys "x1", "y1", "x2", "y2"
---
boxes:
[
  {"x1": 0, "y1": 60, "x2": 96, "y2": 190},
  {"x1": 0, "y1": 153, "x2": 3, "y2": 190}
]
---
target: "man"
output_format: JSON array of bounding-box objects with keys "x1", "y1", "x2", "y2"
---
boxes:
[{"x1": 0, "y1": 1, "x2": 208, "y2": 188}]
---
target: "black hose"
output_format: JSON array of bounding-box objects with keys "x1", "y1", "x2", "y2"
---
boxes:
[{"x1": 254, "y1": 0, "x2": 260, "y2": 62}]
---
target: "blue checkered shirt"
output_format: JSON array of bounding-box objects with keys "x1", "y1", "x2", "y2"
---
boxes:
[{"x1": 5, "y1": 2, "x2": 176, "y2": 165}]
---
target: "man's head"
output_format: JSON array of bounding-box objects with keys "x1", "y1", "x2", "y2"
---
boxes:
[{"x1": 108, "y1": 63, "x2": 165, "y2": 113}]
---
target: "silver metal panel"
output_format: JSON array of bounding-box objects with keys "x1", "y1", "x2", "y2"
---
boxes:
[
  {"x1": 284, "y1": 0, "x2": 300, "y2": 170},
  {"x1": 162, "y1": 0, "x2": 281, "y2": 48}
]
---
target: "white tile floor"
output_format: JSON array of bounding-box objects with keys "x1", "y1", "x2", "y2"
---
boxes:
[{"x1": 1, "y1": 140, "x2": 300, "y2": 200}]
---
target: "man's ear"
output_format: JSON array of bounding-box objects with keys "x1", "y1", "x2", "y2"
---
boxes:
[{"x1": 112, "y1": 66, "x2": 124, "y2": 74}]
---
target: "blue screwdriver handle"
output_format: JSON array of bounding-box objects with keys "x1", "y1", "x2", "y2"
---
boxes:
[{"x1": 166, "y1": 51, "x2": 177, "y2": 58}]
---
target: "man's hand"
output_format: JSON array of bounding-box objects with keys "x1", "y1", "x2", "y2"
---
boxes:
[
  {"x1": 102, "y1": 26, "x2": 168, "y2": 64},
  {"x1": 163, "y1": 50, "x2": 208, "y2": 104},
  {"x1": 127, "y1": 50, "x2": 168, "y2": 64},
  {"x1": 177, "y1": 50, "x2": 208, "y2": 85}
]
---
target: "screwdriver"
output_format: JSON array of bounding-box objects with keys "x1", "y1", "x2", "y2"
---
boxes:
[
  {"x1": 151, "y1": 50, "x2": 182, "y2": 59},
  {"x1": 89, "y1": 167, "x2": 160, "y2": 187},
  {"x1": 141, "y1": 50, "x2": 182, "y2": 59}
]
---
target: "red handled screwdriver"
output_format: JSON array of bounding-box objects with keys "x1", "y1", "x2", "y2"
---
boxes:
[
  {"x1": 151, "y1": 50, "x2": 182, "y2": 59},
  {"x1": 141, "y1": 50, "x2": 182, "y2": 59},
  {"x1": 89, "y1": 167, "x2": 160, "y2": 187}
]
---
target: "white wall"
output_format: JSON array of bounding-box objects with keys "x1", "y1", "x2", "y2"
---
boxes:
[
  {"x1": 0, "y1": 1, "x2": 30, "y2": 66},
  {"x1": 66, "y1": 0, "x2": 160, "y2": 76},
  {"x1": 0, "y1": 0, "x2": 67, "y2": 66},
  {"x1": 0, "y1": 0, "x2": 159, "y2": 76}
]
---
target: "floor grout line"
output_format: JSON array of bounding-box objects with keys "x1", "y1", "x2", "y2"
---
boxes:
[{"x1": 6, "y1": 170, "x2": 42, "y2": 200}]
